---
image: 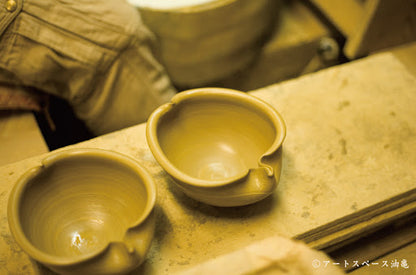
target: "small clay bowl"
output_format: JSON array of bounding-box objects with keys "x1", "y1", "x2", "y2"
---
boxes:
[
  {"x1": 8, "y1": 148, "x2": 156, "y2": 275},
  {"x1": 146, "y1": 88, "x2": 286, "y2": 207}
]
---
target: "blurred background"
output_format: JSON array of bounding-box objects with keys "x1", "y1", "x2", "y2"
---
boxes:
[
  {"x1": 133, "y1": 0, "x2": 416, "y2": 90},
  {"x1": 2, "y1": 0, "x2": 416, "y2": 161}
]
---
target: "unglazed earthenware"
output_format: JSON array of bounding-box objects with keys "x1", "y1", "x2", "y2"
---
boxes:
[
  {"x1": 131, "y1": 0, "x2": 276, "y2": 87},
  {"x1": 146, "y1": 88, "x2": 286, "y2": 207},
  {"x1": 7, "y1": 148, "x2": 156, "y2": 275}
]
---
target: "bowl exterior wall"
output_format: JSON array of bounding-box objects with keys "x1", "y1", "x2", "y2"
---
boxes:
[
  {"x1": 146, "y1": 88, "x2": 286, "y2": 207},
  {"x1": 138, "y1": 0, "x2": 277, "y2": 86},
  {"x1": 7, "y1": 149, "x2": 156, "y2": 275}
]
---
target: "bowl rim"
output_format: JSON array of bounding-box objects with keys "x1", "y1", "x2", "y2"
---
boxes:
[
  {"x1": 146, "y1": 87, "x2": 286, "y2": 188},
  {"x1": 130, "y1": 0, "x2": 239, "y2": 13},
  {"x1": 7, "y1": 148, "x2": 156, "y2": 266}
]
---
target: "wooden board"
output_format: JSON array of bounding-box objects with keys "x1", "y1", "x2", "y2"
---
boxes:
[
  {"x1": 0, "y1": 49, "x2": 416, "y2": 274},
  {"x1": 329, "y1": 215, "x2": 416, "y2": 273},
  {"x1": 296, "y1": 188, "x2": 416, "y2": 252},
  {"x1": 218, "y1": 0, "x2": 333, "y2": 90},
  {"x1": 0, "y1": 111, "x2": 48, "y2": 166},
  {"x1": 309, "y1": 0, "x2": 416, "y2": 58},
  {"x1": 308, "y1": 0, "x2": 367, "y2": 38},
  {"x1": 351, "y1": 240, "x2": 416, "y2": 274}
]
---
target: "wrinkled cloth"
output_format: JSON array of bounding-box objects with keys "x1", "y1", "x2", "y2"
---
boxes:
[{"x1": 0, "y1": 0, "x2": 176, "y2": 135}]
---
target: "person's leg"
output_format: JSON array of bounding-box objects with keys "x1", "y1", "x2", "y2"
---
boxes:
[
  {"x1": 0, "y1": 0, "x2": 176, "y2": 135},
  {"x1": 74, "y1": 35, "x2": 176, "y2": 135}
]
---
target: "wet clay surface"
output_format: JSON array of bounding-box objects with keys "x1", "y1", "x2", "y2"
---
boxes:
[
  {"x1": 147, "y1": 89, "x2": 286, "y2": 206},
  {"x1": 7, "y1": 149, "x2": 156, "y2": 274},
  {"x1": 157, "y1": 97, "x2": 276, "y2": 181},
  {"x1": 1, "y1": 52, "x2": 416, "y2": 274}
]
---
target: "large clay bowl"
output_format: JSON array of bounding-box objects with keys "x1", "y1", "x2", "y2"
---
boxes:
[
  {"x1": 8, "y1": 148, "x2": 156, "y2": 275},
  {"x1": 131, "y1": 0, "x2": 276, "y2": 87},
  {"x1": 146, "y1": 88, "x2": 286, "y2": 206}
]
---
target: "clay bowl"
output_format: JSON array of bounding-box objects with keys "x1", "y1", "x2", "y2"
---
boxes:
[
  {"x1": 146, "y1": 88, "x2": 286, "y2": 207},
  {"x1": 7, "y1": 148, "x2": 156, "y2": 275}
]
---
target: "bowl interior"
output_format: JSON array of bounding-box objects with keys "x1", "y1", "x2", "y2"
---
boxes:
[
  {"x1": 18, "y1": 154, "x2": 150, "y2": 258},
  {"x1": 157, "y1": 97, "x2": 277, "y2": 181}
]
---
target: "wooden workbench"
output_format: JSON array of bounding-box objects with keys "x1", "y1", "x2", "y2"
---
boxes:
[
  {"x1": 1, "y1": 45, "x2": 415, "y2": 274},
  {"x1": 0, "y1": 111, "x2": 48, "y2": 166}
]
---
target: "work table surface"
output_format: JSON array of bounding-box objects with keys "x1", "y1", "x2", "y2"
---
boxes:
[{"x1": 1, "y1": 49, "x2": 416, "y2": 274}]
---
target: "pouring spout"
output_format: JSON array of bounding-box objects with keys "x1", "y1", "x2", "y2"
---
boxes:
[
  {"x1": 259, "y1": 147, "x2": 283, "y2": 184},
  {"x1": 74, "y1": 211, "x2": 156, "y2": 275},
  {"x1": 100, "y1": 242, "x2": 140, "y2": 274},
  {"x1": 51, "y1": 242, "x2": 143, "y2": 275},
  {"x1": 177, "y1": 147, "x2": 284, "y2": 207},
  {"x1": 177, "y1": 168, "x2": 277, "y2": 207},
  {"x1": 124, "y1": 210, "x2": 156, "y2": 262}
]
